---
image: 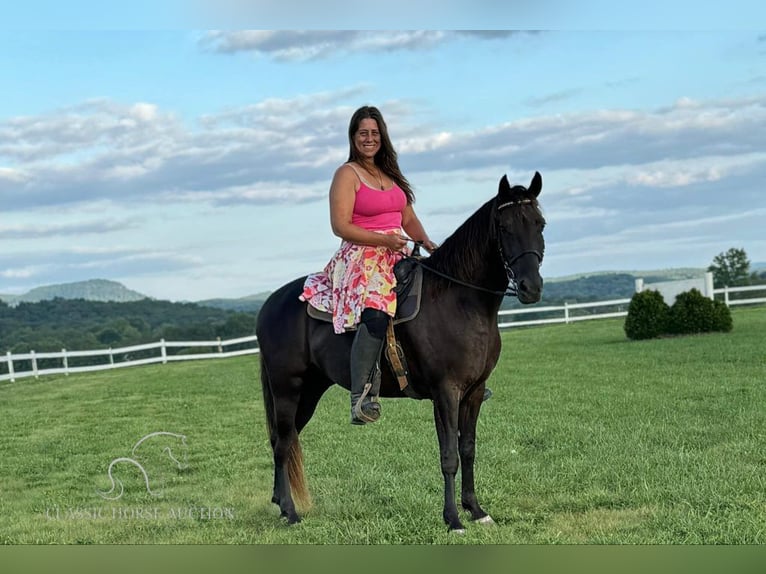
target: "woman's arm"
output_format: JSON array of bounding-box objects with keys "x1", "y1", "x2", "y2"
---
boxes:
[
  {"x1": 401, "y1": 204, "x2": 438, "y2": 253},
  {"x1": 329, "y1": 165, "x2": 408, "y2": 251}
]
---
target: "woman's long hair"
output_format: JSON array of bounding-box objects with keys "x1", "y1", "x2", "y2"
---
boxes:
[{"x1": 346, "y1": 105, "x2": 414, "y2": 204}]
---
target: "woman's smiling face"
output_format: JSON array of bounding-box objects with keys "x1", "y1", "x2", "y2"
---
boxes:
[{"x1": 353, "y1": 118, "x2": 381, "y2": 161}]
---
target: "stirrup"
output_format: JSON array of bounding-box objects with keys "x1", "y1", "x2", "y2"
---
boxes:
[{"x1": 351, "y1": 383, "x2": 381, "y2": 425}]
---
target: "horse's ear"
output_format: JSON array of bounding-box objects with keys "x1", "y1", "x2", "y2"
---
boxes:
[
  {"x1": 498, "y1": 174, "x2": 512, "y2": 197},
  {"x1": 529, "y1": 171, "x2": 542, "y2": 198}
]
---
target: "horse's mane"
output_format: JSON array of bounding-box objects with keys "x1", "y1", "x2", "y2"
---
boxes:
[
  {"x1": 423, "y1": 192, "x2": 543, "y2": 296},
  {"x1": 426, "y1": 198, "x2": 496, "y2": 287}
]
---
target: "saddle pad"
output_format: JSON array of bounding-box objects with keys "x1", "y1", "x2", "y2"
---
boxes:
[{"x1": 306, "y1": 264, "x2": 423, "y2": 326}]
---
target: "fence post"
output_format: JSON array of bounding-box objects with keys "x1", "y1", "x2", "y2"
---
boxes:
[
  {"x1": 217, "y1": 337, "x2": 223, "y2": 354},
  {"x1": 564, "y1": 302, "x2": 570, "y2": 324},
  {"x1": 161, "y1": 339, "x2": 167, "y2": 364},
  {"x1": 634, "y1": 278, "x2": 644, "y2": 293},
  {"x1": 31, "y1": 350, "x2": 38, "y2": 379},
  {"x1": 109, "y1": 348, "x2": 114, "y2": 367},
  {"x1": 62, "y1": 349, "x2": 69, "y2": 376},
  {"x1": 724, "y1": 286, "x2": 730, "y2": 306},
  {"x1": 704, "y1": 271, "x2": 714, "y2": 300},
  {"x1": 7, "y1": 351, "x2": 14, "y2": 383}
]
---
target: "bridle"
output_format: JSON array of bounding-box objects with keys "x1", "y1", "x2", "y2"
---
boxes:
[{"x1": 407, "y1": 197, "x2": 543, "y2": 298}]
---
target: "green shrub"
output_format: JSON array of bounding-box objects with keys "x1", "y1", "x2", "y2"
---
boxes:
[
  {"x1": 668, "y1": 288, "x2": 732, "y2": 335},
  {"x1": 711, "y1": 299, "x2": 733, "y2": 333},
  {"x1": 624, "y1": 289, "x2": 670, "y2": 340}
]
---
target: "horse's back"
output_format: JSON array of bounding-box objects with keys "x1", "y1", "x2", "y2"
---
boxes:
[
  {"x1": 255, "y1": 276, "x2": 309, "y2": 355},
  {"x1": 256, "y1": 275, "x2": 355, "y2": 389}
]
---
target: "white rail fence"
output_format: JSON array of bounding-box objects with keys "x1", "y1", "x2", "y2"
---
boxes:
[
  {"x1": 718, "y1": 284, "x2": 766, "y2": 307},
  {"x1": 0, "y1": 336, "x2": 259, "y2": 383},
  {"x1": 2, "y1": 284, "x2": 764, "y2": 383}
]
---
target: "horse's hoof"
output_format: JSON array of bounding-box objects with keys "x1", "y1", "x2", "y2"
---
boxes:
[
  {"x1": 476, "y1": 515, "x2": 495, "y2": 526},
  {"x1": 279, "y1": 511, "x2": 301, "y2": 524},
  {"x1": 281, "y1": 515, "x2": 301, "y2": 525},
  {"x1": 450, "y1": 528, "x2": 466, "y2": 535}
]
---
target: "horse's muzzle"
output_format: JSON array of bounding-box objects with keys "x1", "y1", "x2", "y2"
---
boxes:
[{"x1": 516, "y1": 278, "x2": 543, "y2": 304}]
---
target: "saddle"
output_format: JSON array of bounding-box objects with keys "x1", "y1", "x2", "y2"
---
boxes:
[{"x1": 306, "y1": 255, "x2": 424, "y2": 398}]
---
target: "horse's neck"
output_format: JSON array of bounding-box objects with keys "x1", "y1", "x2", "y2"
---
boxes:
[
  {"x1": 428, "y1": 215, "x2": 509, "y2": 306},
  {"x1": 464, "y1": 242, "x2": 507, "y2": 293}
]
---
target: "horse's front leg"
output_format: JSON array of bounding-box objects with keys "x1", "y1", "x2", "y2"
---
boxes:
[
  {"x1": 458, "y1": 383, "x2": 493, "y2": 524},
  {"x1": 433, "y1": 389, "x2": 465, "y2": 532}
]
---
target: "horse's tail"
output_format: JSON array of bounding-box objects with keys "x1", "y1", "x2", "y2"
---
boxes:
[{"x1": 260, "y1": 354, "x2": 312, "y2": 510}]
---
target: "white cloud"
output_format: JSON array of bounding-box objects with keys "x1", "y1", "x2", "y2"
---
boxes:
[
  {"x1": 2, "y1": 92, "x2": 764, "y2": 215},
  {"x1": 2, "y1": 87, "x2": 765, "y2": 297},
  {"x1": 627, "y1": 167, "x2": 722, "y2": 188},
  {"x1": 0, "y1": 266, "x2": 40, "y2": 279},
  {"x1": 0, "y1": 219, "x2": 138, "y2": 239},
  {"x1": 0, "y1": 166, "x2": 28, "y2": 182},
  {"x1": 162, "y1": 181, "x2": 328, "y2": 205},
  {"x1": 200, "y1": 30, "x2": 520, "y2": 60},
  {"x1": 546, "y1": 206, "x2": 620, "y2": 222},
  {"x1": 398, "y1": 131, "x2": 454, "y2": 154}
]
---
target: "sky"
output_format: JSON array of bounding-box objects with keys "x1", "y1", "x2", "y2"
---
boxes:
[{"x1": 1, "y1": 3, "x2": 765, "y2": 302}]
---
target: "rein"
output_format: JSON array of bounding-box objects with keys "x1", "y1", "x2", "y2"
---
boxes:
[
  {"x1": 407, "y1": 250, "x2": 542, "y2": 298},
  {"x1": 406, "y1": 195, "x2": 543, "y2": 298},
  {"x1": 407, "y1": 254, "x2": 518, "y2": 297}
]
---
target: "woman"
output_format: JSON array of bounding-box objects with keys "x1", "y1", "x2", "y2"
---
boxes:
[{"x1": 300, "y1": 105, "x2": 437, "y2": 425}]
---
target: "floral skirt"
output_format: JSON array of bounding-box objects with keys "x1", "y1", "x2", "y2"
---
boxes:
[{"x1": 299, "y1": 230, "x2": 407, "y2": 334}]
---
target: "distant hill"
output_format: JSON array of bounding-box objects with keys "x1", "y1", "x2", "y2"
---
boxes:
[
  {"x1": 0, "y1": 279, "x2": 148, "y2": 306},
  {"x1": 546, "y1": 267, "x2": 707, "y2": 284},
  {"x1": 196, "y1": 292, "x2": 272, "y2": 312},
  {"x1": 205, "y1": 268, "x2": 713, "y2": 313},
  {"x1": 500, "y1": 268, "x2": 712, "y2": 310},
  {"x1": 0, "y1": 265, "x2": 745, "y2": 311}
]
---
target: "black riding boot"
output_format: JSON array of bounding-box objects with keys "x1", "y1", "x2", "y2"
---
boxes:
[{"x1": 350, "y1": 309, "x2": 387, "y2": 425}]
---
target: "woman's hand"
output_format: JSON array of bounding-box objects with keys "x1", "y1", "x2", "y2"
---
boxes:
[
  {"x1": 401, "y1": 205, "x2": 438, "y2": 254},
  {"x1": 381, "y1": 233, "x2": 409, "y2": 252}
]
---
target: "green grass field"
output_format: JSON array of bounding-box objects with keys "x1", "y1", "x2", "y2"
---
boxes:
[{"x1": 1, "y1": 307, "x2": 764, "y2": 544}]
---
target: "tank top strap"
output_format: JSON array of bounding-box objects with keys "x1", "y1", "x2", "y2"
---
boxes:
[{"x1": 346, "y1": 163, "x2": 375, "y2": 190}]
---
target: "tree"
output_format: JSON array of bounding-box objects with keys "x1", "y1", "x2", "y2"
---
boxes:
[
  {"x1": 708, "y1": 247, "x2": 750, "y2": 287},
  {"x1": 96, "y1": 327, "x2": 122, "y2": 346},
  {"x1": 216, "y1": 312, "x2": 256, "y2": 339}
]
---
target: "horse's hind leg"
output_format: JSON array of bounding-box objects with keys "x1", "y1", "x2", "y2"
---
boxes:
[
  {"x1": 295, "y1": 371, "x2": 333, "y2": 434},
  {"x1": 269, "y1": 371, "x2": 330, "y2": 524},
  {"x1": 271, "y1": 380, "x2": 303, "y2": 524},
  {"x1": 458, "y1": 384, "x2": 492, "y2": 523}
]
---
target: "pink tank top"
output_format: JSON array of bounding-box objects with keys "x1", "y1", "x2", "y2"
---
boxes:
[{"x1": 349, "y1": 167, "x2": 407, "y2": 231}]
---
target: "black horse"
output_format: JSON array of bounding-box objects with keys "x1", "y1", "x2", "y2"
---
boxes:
[{"x1": 257, "y1": 172, "x2": 545, "y2": 532}]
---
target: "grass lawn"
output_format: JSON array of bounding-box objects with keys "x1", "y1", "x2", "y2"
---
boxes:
[{"x1": 0, "y1": 306, "x2": 764, "y2": 544}]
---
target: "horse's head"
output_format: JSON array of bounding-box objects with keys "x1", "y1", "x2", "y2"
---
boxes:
[{"x1": 495, "y1": 171, "x2": 545, "y2": 304}]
